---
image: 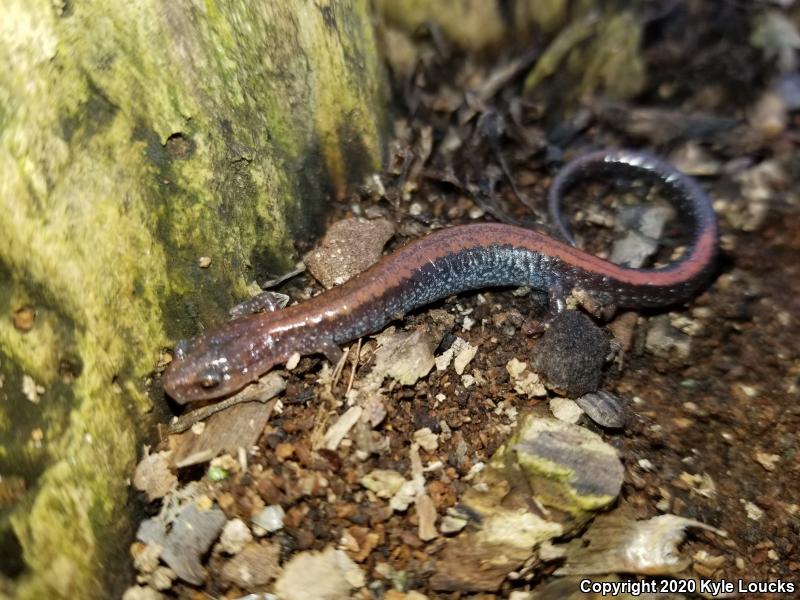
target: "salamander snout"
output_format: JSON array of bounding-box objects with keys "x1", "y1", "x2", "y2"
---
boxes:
[
  {"x1": 163, "y1": 353, "x2": 231, "y2": 403},
  {"x1": 162, "y1": 328, "x2": 244, "y2": 404}
]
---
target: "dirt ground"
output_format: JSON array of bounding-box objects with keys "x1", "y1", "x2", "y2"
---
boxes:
[{"x1": 131, "y1": 4, "x2": 800, "y2": 599}]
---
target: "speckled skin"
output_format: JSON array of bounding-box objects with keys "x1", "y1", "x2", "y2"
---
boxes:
[{"x1": 163, "y1": 150, "x2": 718, "y2": 403}]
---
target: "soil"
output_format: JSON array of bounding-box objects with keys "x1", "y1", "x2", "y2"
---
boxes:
[{"x1": 136, "y1": 4, "x2": 800, "y2": 599}]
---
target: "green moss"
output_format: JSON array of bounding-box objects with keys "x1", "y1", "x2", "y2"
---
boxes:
[
  {"x1": 491, "y1": 414, "x2": 622, "y2": 521},
  {"x1": 524, "y1": 10, "x2": 646, "y2": 104},
  {"x1": 523, "y1": 14, "x2": 600, "y2": 96},
  {"x1": 373, "y1": 0, "x2": 506, "y2": 50},
  {"x1": 59, "y1": 79, "x2": 117, "y2": 144},
  {"x1": 514, "y1": 0, "x2": 570, "y2": 35},
  {"x1": 577, "y1": 12, "x2": 646, "y2": 100},
  {"x1": 0, "y1": 348, "x2": 57, "y2": 482},
  {"x1": 515, "y1": 452, "x2": 617, "y2": 516},
  {"x1": 0, "y1": 0, "x2": 387, "y2": 598}
]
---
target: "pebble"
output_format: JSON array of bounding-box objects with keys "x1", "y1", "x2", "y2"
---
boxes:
[
  {"x1": 133, "y1": 451, "x2": 178, "y2": 502},
  {"x1": 753, "y1": 450, "x2": 780, "y2": 471},
  {"x1": 285, "y1": 352, "x2": 301, "y2": 370},
  {"x1": 368, "y1": 328, "x2": 436, "y2": 386},
  {"x1": 435, "y1": 336, "x2": 466, "y2": 371},
  {"x1": 252, "y1": 505, "x2": 286, "y2": 533},
  {"x1": 22, "y1": 375, "x2": 44, "y2": 404},
  {"x1": 549, "y1": 398, "x2": 583, "y2": 424},
  {"x1": 274, "y1": 547, "x2": 365, "y2": 600},
  {"x1": 453, "y1": 341, "x2": 478, "y2": 375},
  {"x1": 360, "y1": 469, "x2": 406, "y2": 499},
  {"x1": 533, "y1": 310, "x2": 610, "y2": 397},
  {"x1": 275, "y1": 442, "x2": 295, "y2": 460},
  {"x1": 610, "y1": 204, "x2": 674, "y2": 268},
  {"x1": 149, "y1": 566, "x2": 175, "y2": 591},
  {"x1": 131, "y1": 542, "x2": 162, "y2": 574},
  {"x1": 304, "y1": 218, "x2": 395, "y2": 288},
  {"x1": 505, "y1": 358, "x2": 547, "y2": 398},
  {"x1": 413, "y1": 428, "x2": 439, "y2": 452},
  {"x1": 638, "y1": 459, "x2": 654, "y2": 472},
  {"x1": 440, "y1": 514, "x2": 468, "y2": 535},
  {"x1": 220, "y1": 542, "x2": 281, "y2": 588},
  {"x1": 121, "y1": 586, "x2": 164, "y2": 600},
  {"x1": 136, "y1": 497, "x2": 227, "y2": 585},
  {"x1": 219, "y1": 518, "x2": 253, "y2": 554},
  {"x1": 461, "y1": 315, "x2": 475, "y2": 331},
  {"x1": 389, "y1": 480, "x2": 417, "y2": 512},
  {"x1": 505, "y1": 357, "x2": 528, "y2": 379},
  {"x1": 575, "y1": 390, "x2": 626, "y2": 429},
  {"x1": 742, "y1": 500, "x2": 765, "y2": 521},
  {"x1": 645, "y1": 315, "x2": 692, "y2": 359}
]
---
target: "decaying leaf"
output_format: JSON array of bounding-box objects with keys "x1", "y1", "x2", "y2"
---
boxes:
[
  {"x1": 363, "y1": 327, "x2": 437, "y2": 388},
  {"x1": 322, "y1": 406, "x2": 363, "y2": 450},
  {"x1": 169, "y1": 398, "x2": 277, "y2": 468},
  {"x1": 274, "y1": 546, "x2": 365, "y2": 600},
  {"x1": 361, "y1": 469, "x2": 406, "y2": 499},
  {"x1": 552, "y1": 513, "x2": 726, "y2": 576}
]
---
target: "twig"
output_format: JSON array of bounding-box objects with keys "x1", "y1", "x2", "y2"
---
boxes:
[
  {"x1": 167, "y1": 372, "x2": 286, "y2": 434},
  {"x1": 330, "y1": 346, "x2": 351, "y2": 389},
  {"x1": 346, "y1": 338, "x2": 362, "y2": 398},
  {"x1": 261, "y1": 261, "x2": 306, "y2": 289}
]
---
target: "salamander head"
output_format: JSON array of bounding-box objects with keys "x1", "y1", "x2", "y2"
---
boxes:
[{"x1": 162, "y1": 318, "x2": 264, "y2": 404}]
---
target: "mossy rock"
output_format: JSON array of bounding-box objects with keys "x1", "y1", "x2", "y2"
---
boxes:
[
  {"x1": 492, "y1": 414, "x2": 624, "y2": 518},
  {"x1": 0, "y1": 0, "x2": 387, "y2": 597}
]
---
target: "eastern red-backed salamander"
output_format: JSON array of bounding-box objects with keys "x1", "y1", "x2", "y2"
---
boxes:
[{"x1": 163, "y1": 149, "x2": 718, "y2": 403}]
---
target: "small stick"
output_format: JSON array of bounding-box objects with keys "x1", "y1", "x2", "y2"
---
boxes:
[
  {"x1": 167, "y1": 372, "x2": 286, "y2": 434},
  {"x1": 345, "y1": 338, "x2": 362, "y2": 398},
  {"x1": 330, "y1": 346, "x2": 351, "y2": 389},
  {"x1": 261, "y1": 261, "x2": 306, "y2": 289}
]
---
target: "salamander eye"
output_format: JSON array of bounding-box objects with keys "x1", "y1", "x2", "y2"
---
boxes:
[{"x1": 198, "y1": 368, "x2": 222, "y2": 389}]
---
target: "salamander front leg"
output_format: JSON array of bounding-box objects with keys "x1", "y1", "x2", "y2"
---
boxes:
[
  {"x1": 229, "y1": 291, "x2": 290, "y2": 319},
  {"x1": 318, "y1": 337, "x2": 345, "y2": 366}
]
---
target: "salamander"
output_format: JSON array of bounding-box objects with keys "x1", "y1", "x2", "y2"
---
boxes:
[{"x1": 163, "y1": 149, "x2": 718, "y2": 403}]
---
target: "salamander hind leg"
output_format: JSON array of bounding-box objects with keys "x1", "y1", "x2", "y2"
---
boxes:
[
  {"x1": 569, "y1": 287, "x2": 617, "y2": 321},
  {"x1": 547, "y1": 281, "x2": 568, "y2": 314},
  {"x1": 547, "y1": 281, "x2": 617, "y2": 321}
]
